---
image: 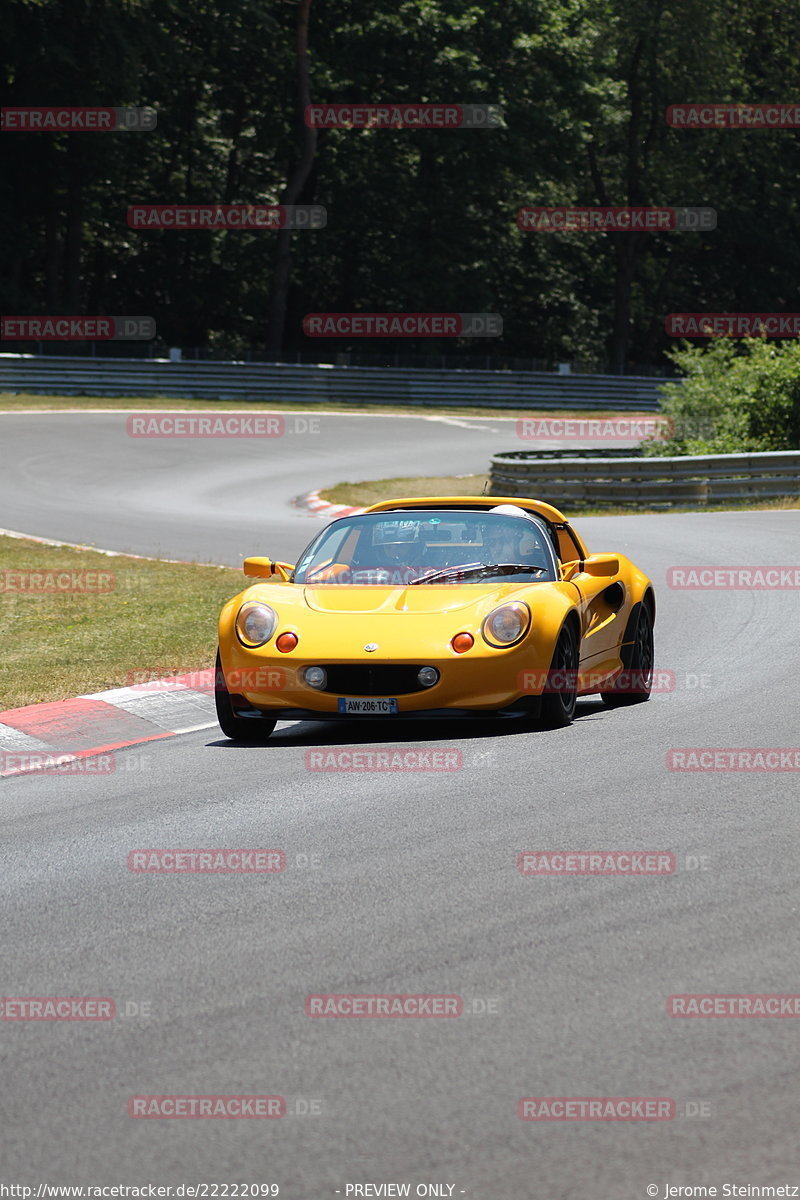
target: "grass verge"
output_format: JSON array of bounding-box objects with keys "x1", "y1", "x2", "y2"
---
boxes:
[
  {"x1": 0, "y1": 392, "x2": 659, "y2": 422},
  {"x1": 322, "y1": 475, "x2": 490, "y2": 507},
  {"x1": 319, "y1": 475, "x2": 799, "y2": 516},
  {"x1": 0, "y1": 535, "x2": 244, "y2": 709}
]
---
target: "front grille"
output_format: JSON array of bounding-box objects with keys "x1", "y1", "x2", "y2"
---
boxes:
[{"x1": 322, "y1": 664, "x2": 429, "y2": 696}]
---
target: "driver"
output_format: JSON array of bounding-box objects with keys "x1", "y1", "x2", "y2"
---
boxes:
[
  {"x1": 483, "y1": 505, "x2": 546, "y2": 566},
  {"x1": 485, "y1": 525, "x2": 522, "y2": 562},
  {"x1": 380, "y1": 537, "x2": 421, "y2": 583},
  {"x1": 360, "y1": 526, "x2": 424, "y2": 584}
]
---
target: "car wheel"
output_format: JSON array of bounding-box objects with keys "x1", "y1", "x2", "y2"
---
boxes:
[
  {"x1": 601, "y1": 603, "x2": 654, "y2": 707},
  {"x1": 215, "y1": 650, "x2": 278, "y2": 741},
  {"x1": 539, "y1": 623, "x2": 578, "y2": 728}
]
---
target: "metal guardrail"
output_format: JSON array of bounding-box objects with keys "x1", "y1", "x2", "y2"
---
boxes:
[
  {"x1": 490, "y1": 450, "x2": 800, "y2": 507},
  {"x1": 0, "y1": 355, "x2": 667, "y2": 410},
  {"x1": 497, "y1": 448, "x2": 644, "y2": 460}
]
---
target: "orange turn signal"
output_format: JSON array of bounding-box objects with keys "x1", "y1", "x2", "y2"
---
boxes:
[
  {"x1": 451, "y1": 632, "x2": 474, "y2": 654},
  {"x1": 276, "y1": 632, "x2": 298, "y2": 653}
]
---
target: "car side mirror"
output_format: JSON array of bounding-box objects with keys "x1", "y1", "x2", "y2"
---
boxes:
[
  {"x1": 243, "y1": 557, "x2": 294, "y2": 581},
  {"x1": 579, "y1": 554, "x2": 620, "y2": 577}
]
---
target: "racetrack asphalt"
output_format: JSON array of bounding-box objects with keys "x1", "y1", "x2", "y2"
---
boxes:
[
  {"x1": 1, "y1": 411, "x2": 798, "y2": 1194},
  {"x1": 0, "y1": 409, "x2": 643, "y2": 563}
]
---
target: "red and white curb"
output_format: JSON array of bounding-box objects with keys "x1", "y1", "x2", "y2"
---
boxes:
[
  {"x1": 0, "y1": 672, "x2": 218, "y2": 778},
  {"x1": 0, "y1": 502, "x2": 360, "y2": 777},
  {"x1": 294, "y1": 490, "x2": 366, "y2": 519}
]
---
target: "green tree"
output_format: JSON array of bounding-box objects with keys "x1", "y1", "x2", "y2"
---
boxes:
[{"x1": 647, "y1": 338, "x2": 800, "y2": 455}]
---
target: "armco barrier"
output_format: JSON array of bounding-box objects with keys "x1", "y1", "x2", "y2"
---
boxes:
[
  {"x1": 490, "y1": 450, "x2": 800, "y2": 507},
  {"x1": 0, "y1": 355, "x2": 666, "y2": 410}
]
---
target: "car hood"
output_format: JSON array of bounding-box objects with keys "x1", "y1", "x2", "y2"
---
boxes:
[{"x1": 301, "y1": 582, "x2": 543, "y2": 615}]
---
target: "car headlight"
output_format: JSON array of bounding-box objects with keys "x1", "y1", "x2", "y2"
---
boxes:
[
  {"x1": 235, "y1": 602, "x2": 278, "y2": 647},
  {"x1": 482, "y1": 601, "x2": 531, "y2": 647}
]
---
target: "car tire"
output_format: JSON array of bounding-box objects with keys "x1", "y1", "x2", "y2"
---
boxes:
[
  {"x1": 601, "y1": 603, "x2": 654, "y2": 707},
  {"x1": 539, "y1": 623, "x2": 578, "y2": 728},
  {"x1": 215, "y1": 650, "x2": 278, "y2": 741}
]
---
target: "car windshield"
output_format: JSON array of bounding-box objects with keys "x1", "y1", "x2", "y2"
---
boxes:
[{"x1": 292, "y1": 509, "x2": 559, "y2": 585}]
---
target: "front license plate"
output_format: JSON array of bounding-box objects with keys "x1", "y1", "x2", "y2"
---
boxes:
[{"x1": 337, "y1": 697, "x2": 399, "y2": 715}]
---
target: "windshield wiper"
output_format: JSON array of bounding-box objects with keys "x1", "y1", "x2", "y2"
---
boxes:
[{"x1": 409, "y1": 562, "x2": 548, "y2": 585}]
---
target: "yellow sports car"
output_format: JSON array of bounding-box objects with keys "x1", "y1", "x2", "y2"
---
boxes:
[{"x1": 215, "y1": 496, "x2": 656, "y2": 740}]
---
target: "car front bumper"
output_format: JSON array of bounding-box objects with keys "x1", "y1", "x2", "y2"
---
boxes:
[{"x1": 219, "y1": 641, "x2": 554, "y2": 718}]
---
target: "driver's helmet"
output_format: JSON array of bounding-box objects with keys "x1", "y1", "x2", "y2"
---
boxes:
[
  {"x1": 377, "y1": 523, "x2": 420, "y2": 562},
  {"x1": 483, "y1": 505, "x2": 541, "y2": 560}
]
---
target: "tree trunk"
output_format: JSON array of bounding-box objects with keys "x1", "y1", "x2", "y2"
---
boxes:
[
  {"x1": 588, "y1": 36, "x2": 651, "y2": 375},
  {"x1": 44, "y1": 137, "x2": 61, "y2": 311},
  {"x1": 64, "y1": 137, "x2": 83, "y2": 315},
  {"x1": 642, "y1": 253, "x2": 675, "y2": 365},
  {"x1": 608, "y1": 234, "x2": 640, "y2": 374},
  {"x1": 266, "y1": 0, "x2": 317, "y2": 358}
]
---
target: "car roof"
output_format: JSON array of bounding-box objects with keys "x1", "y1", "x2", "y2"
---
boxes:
[{"x1": 363, "y1": 495, "x2": 569, "y2": 524}]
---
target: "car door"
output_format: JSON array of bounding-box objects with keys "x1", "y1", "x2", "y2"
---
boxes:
[
  {"x1": 570, "y1": 564, "x2": 627, "y2": 668},
  {"x1": 554, "y1": 525, "x2": 627, "y2": 671}
]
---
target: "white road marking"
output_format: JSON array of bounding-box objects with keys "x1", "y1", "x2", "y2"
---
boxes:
[
  {"x1": 0, "y1": 526, "x2": 229, "y2": 567},
  {"x1": 424, "y1": 414, "x2": 505, "y2": 431}
]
